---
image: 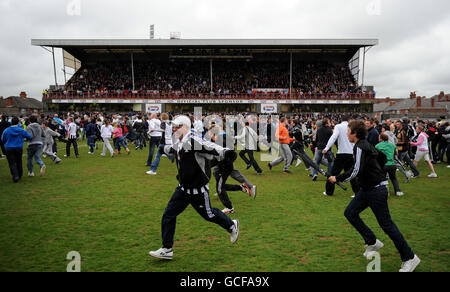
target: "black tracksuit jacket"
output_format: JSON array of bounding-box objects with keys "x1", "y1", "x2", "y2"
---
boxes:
[
  {"x1": 336, "y1": 139, "x2": 386, "y2": 191},
  {"x1": 163, "y1": 132, "x2": 228, "y2": 189}
]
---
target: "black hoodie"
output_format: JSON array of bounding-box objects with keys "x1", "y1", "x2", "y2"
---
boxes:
[{"x1": 336, "y1": 139, "x2": 387, "y2": 191}]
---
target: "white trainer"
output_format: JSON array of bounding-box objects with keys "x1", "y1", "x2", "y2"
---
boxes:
[
  {"x1": 146, "y1": 171, "x2": 157, "y2": 175},
  {"x1": 427, "y1": 173, "x2": 438, "y2": 178},
  {"x1": 396, "y1": 192, "x2": 404, "y2": 196},
  {"x1": 28, "y1": 172, "x2": 35, "y2": 177},
  {"x1": 229, "y1": 219, "x2": 239, "y2": 243},
  {"x1": 250, "y1": 185, "x2": 257, "y2": 199},
  {"x1": 222, "y1": 208, "x2": 235, "y2": 214},
  {"x1": 40, "y1": 165, "x2": 46, "y2": 176},
  {"x1": 363, "y1": 239, "x2": 384, "y2": 259},
  {"x1": 399, "y1": 255, "x2": 421, "y2": 272},
  {"x1": 149, "y1": 248, "x2": 173, "y2": 260},
  {"x1": 295, "y1": 159, "x2": 302, "y2": 167}
]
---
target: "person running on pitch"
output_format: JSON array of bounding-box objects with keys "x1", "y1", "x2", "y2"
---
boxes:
[
  {"x1": 26, "y1": 115, "x2": 46, "y2": 177},
  {"x1": 268, "y1": 117, "x2": 293, "y2": 174},
  {"x1": 208, "y1": 126, "x2": 257, "y2": 214},
  {"x1": 1, "y1": 116, "x2": 32, "y2": 183},
  {"x1": 100, "y1": 120, "x2": 115, "y2": 157},
  {"x1": 147, "y1": 113, "x2": 174, "y2": 175},
  {"x1": 410, "y1": 124, "x2": 438, "y2": 178},
  {"x1": 289, "y1": 120, "x2": 308, "y2": 168},
  {"x1": 41, "y1": 121, "x2": 62, "y2": 164},
  {"x1": 112, "y1": 122, "x2": 130, "y2": 155},
  {"x1": 322, "y1": 115, "x2": 359, "y2": 196},
  {"x1": 235, "y1": 120, "x2": 263, "y2": 174},
  {"x1": 149, "y1": 116, "x2": 239, "y2": 260},
  {"x1": 311, "y1": 118, "x2": 334, "y2": 181},
  {"x1": 211, "y1": 151, "x2": 256, "y2": 214},
  {"x1": 328, "y1": 120, "x2": 420, "y2": 272},
  {"x1": 376, "y1": 133, "x2": 403, "y2": 196}
]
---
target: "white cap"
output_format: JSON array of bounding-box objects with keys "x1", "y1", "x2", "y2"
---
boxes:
[{"x1": 171, "y1": 115, "x2": 191, "y2": 128}]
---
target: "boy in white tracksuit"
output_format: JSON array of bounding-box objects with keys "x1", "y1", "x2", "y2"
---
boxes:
[{"x1": 42, "y1": 121, "x2": 62, "y2": 164}]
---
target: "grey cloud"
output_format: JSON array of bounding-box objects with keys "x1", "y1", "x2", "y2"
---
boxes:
[{"x1": 0, "y1": 0, "x2": 449, "y2": 100}]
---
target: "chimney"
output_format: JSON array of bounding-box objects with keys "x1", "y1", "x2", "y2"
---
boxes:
[
  {"x1": 410, "y1": 92, "x2": 416, "y2": 99},
  {"x1": 7, "y1": 97, "x2": 13, "y2": 107},
  {"x1": 431, "y1": 98, "x2": 435, "y2": 108},
  {"x1": 438, "y1": 91, "x2": 444, "y2": 102},
  {"x1": 20, "y1": 91, "x2": 27, "y2": 98},
  {"x1": 416, "y1": 96, "x2": 422, "y2": 108}
]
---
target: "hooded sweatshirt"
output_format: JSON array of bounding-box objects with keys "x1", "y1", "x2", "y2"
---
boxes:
[
  {"x1": 410, "y1": 131, "x2": 429, "y2": 152},
  {"x1": 1, "y1": 126, "x2": 32, "y2": 150},
  {"x1": 26, "y1": 123, "x2": 44, "y2": 145}
]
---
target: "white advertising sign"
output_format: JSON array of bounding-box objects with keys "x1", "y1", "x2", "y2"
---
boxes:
[{"x1": 146, "y1": 104, "x2": 162, "y2": 113}]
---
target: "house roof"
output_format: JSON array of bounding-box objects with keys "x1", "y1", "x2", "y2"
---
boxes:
[{"x1": 0, "y1": 96, "x2": 43, "y2": 110}]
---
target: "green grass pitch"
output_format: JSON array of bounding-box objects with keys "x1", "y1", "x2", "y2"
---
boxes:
[{"x1": 0, "y1": 143, "x2": 448, "y2": 272}]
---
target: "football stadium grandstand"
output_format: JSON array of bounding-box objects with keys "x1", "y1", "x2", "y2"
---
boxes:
[{"x1": 31, "y1": 38, "x2": 378, "y2": 113}]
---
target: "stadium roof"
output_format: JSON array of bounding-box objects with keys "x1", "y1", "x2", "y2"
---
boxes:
[
  {"x1": 31, "y1": 38, "x2": 378, "y2": 47},
  {"x1": 31, "y1": 38, "x2": 378, "y2": 61}
]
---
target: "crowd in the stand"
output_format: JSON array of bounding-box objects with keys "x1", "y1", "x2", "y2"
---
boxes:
[{"x1": 48, "y1": 60, "x2": 360, "y2": 96}]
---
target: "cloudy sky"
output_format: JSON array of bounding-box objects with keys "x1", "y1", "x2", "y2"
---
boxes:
[{"x1": 0, "y1": 0, "x2": 449, "y2": 100}]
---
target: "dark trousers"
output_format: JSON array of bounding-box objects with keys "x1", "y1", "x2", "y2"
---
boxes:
[
  {"x1": 398, "y1": 151, "x2": 419, "y2": 176},
  {"x1": 6, "y1": 148, "x2": 23, "y2": 182},
  {"x1": 87, "y1": 135, "x2": 96, "y2": 153},
  {"x1": 384, "y1": 165, "x2": 401, "y2": 193},
  {"x1": 52, "y1": 138, "x2": 58, "y2": 154},
  {"x1": 146, "y1": 136, "x2": 161, "y2": 166},
  {"x1": 213, "y1": 168, "x2": 242, "y2": 209},
  {"x1": 431, "y1": 139, "x2": 439, "y2": 161},
  {"x1": 239, "y1": 149, "x2": 262, "y2": 173},
  {"x1": 325, "y1": 154, "x2": 360, "y2": 196},
  {"x1": 438, "y1": 140, "x2": 447, "y2": 162},
  {"x1": 344, "y1": 185, "x2": 414, "y2": 262},
  {"x1": 66, "y1": 138, "x2": 79, "y2": 157},
  {"x1": 291, "y1": 144, "x2": 312, "y2": 169},
  {"x1": 161, "y1": 186, "x2": 234, "y2": 249},
  {"x1": 0, "y1": 140, "x2": 6, "y2": 156},
  {"x1": 446, "y1": 144, "x2": 450, "y2": 164}
]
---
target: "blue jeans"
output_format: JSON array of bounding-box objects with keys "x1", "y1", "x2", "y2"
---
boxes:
[
  {"x1": 150, "y1": 144, "x2": 174, "y2": 172},
  {"x1": 146, "y1": 136, "x2": 161, "y2": 166},
  {"x1": 344, "y1": 185, "x2": 414, "y2": 262},
  {"x1": 114, "y1": 136, "x2": 128, "y2": 150},
  {"x1": 27, "y1": 144, "x2": 45, "y2": 173},
  {"x1": 312, "y1": 149, "x2": 334, "y2": 176},
  {"x1": 87, "y1": 135, "x2": 96, "y2": 153}
]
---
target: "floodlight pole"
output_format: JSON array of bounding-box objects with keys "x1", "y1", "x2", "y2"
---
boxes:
[
  {"x1": 289, "y1": 51, "x2": 293, "y2": 95},
  {"x1": 210, "y1": 58, "x2": 213, "y2": 95},
  {"x1": 361, "y1": 46, "x2": 372, "y2": 88},
  {"x1": 361, "y1": 47, "x2": 366, "y2": 87},
  {"x1": 52, "y1": 47, "x2": 58, "y2": 88},
  {"x1": 131, "y1": 52, "x2": 135, "y2": 91}
]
